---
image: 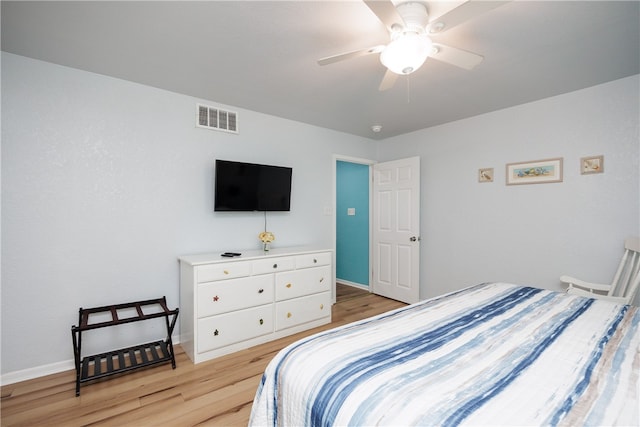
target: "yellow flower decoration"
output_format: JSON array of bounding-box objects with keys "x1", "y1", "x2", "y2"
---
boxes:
[{"x1": 259, "y1": 231, "x2": 275, "y2": 243}]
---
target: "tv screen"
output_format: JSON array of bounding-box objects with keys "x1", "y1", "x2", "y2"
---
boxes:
[{"x1": 214, "y1": 160, "x2": 292, "y2": 211}]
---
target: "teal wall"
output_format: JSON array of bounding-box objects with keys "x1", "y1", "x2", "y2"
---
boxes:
[{"x1": 336, "y1": 161, "x2": 369, "y2": 286}]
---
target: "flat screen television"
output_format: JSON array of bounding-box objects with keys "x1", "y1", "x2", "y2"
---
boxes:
[{"x1": 214, "y1": 159, "x2": 292, "y2": 211}]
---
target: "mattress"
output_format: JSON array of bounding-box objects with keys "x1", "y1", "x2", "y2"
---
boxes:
[{"x1": 249, "y1": 282, "x2": 640, "y2": 426}]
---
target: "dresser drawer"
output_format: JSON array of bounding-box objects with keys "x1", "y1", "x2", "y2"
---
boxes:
[
  {"x1": 196, "y1": 261, "x2": 251, "y2": 283},
  {"x1": 252, "y1": 256, "x2": 295, "y2": 275},
  {"x1": 197, "y1": 305, "x2": 273, "y2": 353},
  {"x1": 198, "y1": 275, "x2": 273, "y2": 317},
  {"x1": 296, "y1": 251, "x2": 331, "y2": 269},
  {"x1": 275, "y1": 265, "x2": 331, "y2": 301},
  {"x1": 275, "y1": 292, "x2": 331, "y2": 331}
]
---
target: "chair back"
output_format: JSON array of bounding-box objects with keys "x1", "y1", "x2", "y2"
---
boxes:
[{"x1": 609, "y1": 237, "x2": 640, "y2": 303}]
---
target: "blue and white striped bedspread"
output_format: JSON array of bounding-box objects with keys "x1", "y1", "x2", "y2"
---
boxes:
[{"x1": 249, "y1": 282, "x2": 640, "y2": 426}]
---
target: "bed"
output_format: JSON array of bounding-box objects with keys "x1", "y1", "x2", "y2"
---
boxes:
[{"x1": 249, "y1": 282, "x2": 639, "y2": 426}]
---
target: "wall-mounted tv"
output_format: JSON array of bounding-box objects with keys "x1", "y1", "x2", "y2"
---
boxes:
[{"x1": 214, "y1": 159, "x2": 292, "y2": 211}]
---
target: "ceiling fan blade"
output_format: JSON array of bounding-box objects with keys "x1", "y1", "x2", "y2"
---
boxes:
[
  {"x1": 364, "y1": 0, "x2": 405, "y2": 32},
  {"x1": 378, "y1": 69, "x2": 398, "y2": 91},
  {"x1": 430, "y1": 43, "x2": 484, "y2": 70},
  {"x1": 427, "y1": 1, "x2": 509, "y2": 34},
  {"x1": 318, "y1": 45, "x2": 385, "y2": 66}
]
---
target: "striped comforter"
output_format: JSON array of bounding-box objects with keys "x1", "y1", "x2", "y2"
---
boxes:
[{"x1": 249, "y1": 282, "x2": 640, "y2": 426}]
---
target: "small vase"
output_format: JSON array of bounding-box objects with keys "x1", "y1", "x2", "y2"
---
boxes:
[{"x1": 263, "y1": 242, "x2": 270, "y2": 252}]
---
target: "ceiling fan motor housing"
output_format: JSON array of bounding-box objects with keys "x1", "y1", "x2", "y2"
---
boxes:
[{"x1": 395, "y1": 2, "x2": 429, "y2": 35}]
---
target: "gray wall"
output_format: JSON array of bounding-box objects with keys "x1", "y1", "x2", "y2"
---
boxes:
[
  {"x1": 1, "y1": 53, "x2": 376, "y2": 378},
  {"x1": 2, "y1": 51, "x2": 638, "y2": 382},
  {"x1": 378, "y1": 75, "x2": 640, "y2": 302}
]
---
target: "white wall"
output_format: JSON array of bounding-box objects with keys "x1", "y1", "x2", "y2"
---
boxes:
[
  {"x1": 1, "y1": 53, "x2": 376, "y2": 379},
  {"x1": 378, "y1": 75, "x2": 640, "y2": 303},
  {"x1": 2, "y1": 52, "x2": 638, "y2": 382}
]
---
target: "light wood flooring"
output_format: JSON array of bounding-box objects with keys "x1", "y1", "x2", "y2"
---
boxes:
[{"x1": 1, "y1": 284, "x2": 405, "y2": 426}]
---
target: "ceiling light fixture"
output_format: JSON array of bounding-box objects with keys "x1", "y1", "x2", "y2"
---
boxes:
[{"x1": 380, "y1": 32, "x2": 433, "y2": 75}]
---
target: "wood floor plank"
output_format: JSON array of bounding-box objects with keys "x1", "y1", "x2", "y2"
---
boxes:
[
  {"x1": 1, "y1": 285, "x2": 405, "y2": 426},
  {"x1": 89, "y1": 393, "x2": 185, "y2": 426}
]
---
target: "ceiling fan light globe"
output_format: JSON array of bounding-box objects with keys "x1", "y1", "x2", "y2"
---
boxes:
[{"x1": 380, "y1": 33, "x2": 433, "y2": 75}]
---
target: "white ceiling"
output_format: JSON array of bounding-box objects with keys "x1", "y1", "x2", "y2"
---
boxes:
[{"x1": 2, "y1": 1, "x2": 639, "y2": 139}]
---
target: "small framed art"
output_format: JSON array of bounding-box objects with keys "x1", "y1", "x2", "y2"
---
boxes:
[
  {"x1": 506, "y1": 158, "x2": 563, "y2": 185},
  {"x1": 478, "y1": 168, "x2": 494, "y2": 183},
  {"x1": 581, "y1": 155, "x2": 604, "y2": 174}
]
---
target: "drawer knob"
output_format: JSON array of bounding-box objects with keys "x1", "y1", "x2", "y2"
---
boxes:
[
  {"x1": 286, "y1": 283, "x2": 292, "y2": 288},
  {"x1": 259, "y1": 318, "x2": 264, "y2": 325},
  {"x1": 223, "y1": 270, "x2": 229, "y2": 275},
  {"x1": 273, "y1": 263, "x2": 278, "y2": 269},
  {"x1": 287, "y1": 312, "x2": 292, "y2": 318},
  {"x1": 320, "y1": 304, "x2": 324, "y2": 310},
  {"x1": 213, "y1": 329, "x2": 219, "y2": 336},
  {"x1": 258, "y1": 288, "x2": 264, "y2": 294},
  {"x1": 319, "y1": 277, "x2": 324, "y2": 283},
  {"x1": 213, "y1": 295, "x2": 220, "y2": 302},
  {"x1": 313, "y1": 258, "x2": 317, "y2": 263}
]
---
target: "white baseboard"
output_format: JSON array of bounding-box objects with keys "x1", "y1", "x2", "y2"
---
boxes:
[
  {"x1": 336, "y1": 279, "x2": 369, "y2": 291},
  {"x1": 1, "y1": 359, "x2": 75, "y2": 385},
  {"x1": 1, "y1": 337, "x2": 182, "y2": 386}
]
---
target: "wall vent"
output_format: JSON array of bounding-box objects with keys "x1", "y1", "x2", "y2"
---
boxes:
[{"x1": 196, "y1": 104, "x2": 238, "y2": 134}]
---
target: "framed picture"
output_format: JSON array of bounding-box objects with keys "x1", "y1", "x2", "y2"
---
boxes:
[
  {"x1": 581, "y1": 155, "x2": 604, "y2": 174},
  {"x1": 478, "y1": 168, "x2": 494, "y2": 183},
  {"x1": 506, "y1": 158, "x2": 563, "y2": 185}
]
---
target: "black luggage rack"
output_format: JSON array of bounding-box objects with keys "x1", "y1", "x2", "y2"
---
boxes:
[{"x1": 71, "y1": 296, "x2": 179, "y2": 396}]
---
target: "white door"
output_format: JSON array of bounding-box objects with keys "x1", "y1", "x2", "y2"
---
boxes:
[{"x1": 372, "y1": 157, "x2": 420, "y2": 304}]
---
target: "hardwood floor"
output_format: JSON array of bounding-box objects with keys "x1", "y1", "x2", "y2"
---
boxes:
[{"x1": 1, "y1": 285, "x2": 405, "y2": 426}]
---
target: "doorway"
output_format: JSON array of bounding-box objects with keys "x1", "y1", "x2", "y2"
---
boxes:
[
  {"x1": 335, "y1": 159, "x2": 372, "y2": 289},
  {"x1": 333, "y1": 155, "x2": 421, "y2": 304}
]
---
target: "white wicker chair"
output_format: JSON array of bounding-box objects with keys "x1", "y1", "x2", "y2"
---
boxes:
[{"x1": 561, "y1": 237, "x2": 640, "y2": 305}]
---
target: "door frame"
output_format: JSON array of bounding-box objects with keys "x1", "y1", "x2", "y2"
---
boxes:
[{"x1": 332, "y1": 155, "x2": 376, "y2": 299}]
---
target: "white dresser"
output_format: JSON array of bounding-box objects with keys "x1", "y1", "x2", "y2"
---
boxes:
[{"x1": 178, "y1": 247, "x2": 333, "y2": 364}]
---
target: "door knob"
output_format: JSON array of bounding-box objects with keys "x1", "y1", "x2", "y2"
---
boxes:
[{"x1": 409, "y1": 236, "x2": 421, "y2": 242}]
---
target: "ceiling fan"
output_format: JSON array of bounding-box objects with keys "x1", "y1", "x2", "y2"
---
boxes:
[{"x1": 317, "y1": 0, "x2": 508, "y2": 91}]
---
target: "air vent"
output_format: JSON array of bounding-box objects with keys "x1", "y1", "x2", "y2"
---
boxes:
[{"x1": 196, "y1": 104, "x2": 238, "y2": 134}]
